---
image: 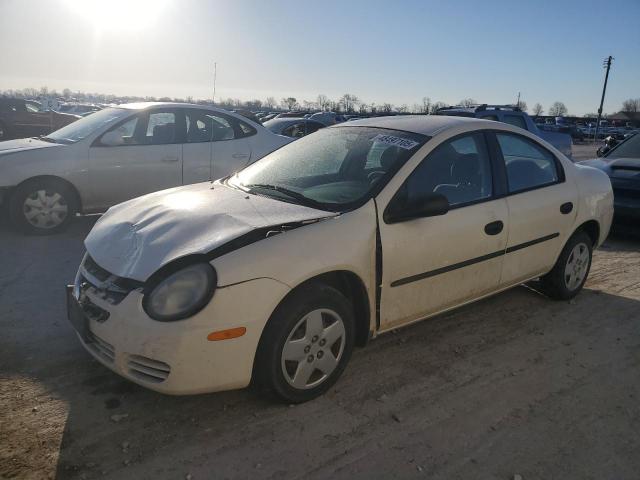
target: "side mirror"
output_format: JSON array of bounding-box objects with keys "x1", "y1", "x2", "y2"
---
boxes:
[
  {"x1": 384, "y1": 191, "x2": 449, "y2": 224},
  {"x1": 100, "y1": 130, "x2": 125, "y2": 146}
]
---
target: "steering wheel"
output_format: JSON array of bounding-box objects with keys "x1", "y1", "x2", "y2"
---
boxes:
[{"x1": 367, "y1": 170, "x2": 386, "y2": 184}]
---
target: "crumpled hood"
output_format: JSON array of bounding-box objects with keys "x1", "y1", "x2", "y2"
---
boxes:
[
  {"x1": 85, "y1": 182, "x2": 337, "y2": 282},
  {"x1": 0, "y1": 138, "x2": 63, "y2": 155}
]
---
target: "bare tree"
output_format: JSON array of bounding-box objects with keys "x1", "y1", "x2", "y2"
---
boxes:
[
  {"x1": 339, "y1": 93, "x2": 360, "y2": 113},
  {"x1": 516, "y1": 100, "x2": 528, "y2": 112},
  {"x1": 316, "y1": 94, "x2": 329, "y2": 111},
  {"x1": 548, "y1": 101, "x2": 568, "y2": 116},
  {"x1": 281, "y1": 97, "x2": 298, "y2": 110},
  {"x1": 421, "y1": 97, "x2": 431, "y2": 114},
  {"x1": 381, "y1": 103, "x2": 394, "y2": 113},
  {"x1": 459, "y1": 98, "x2": 476, "y2": 107},
  {"x1": 621, "y1": 98, "x2": 640, "y2": 113},
  {"x1": 429, "y1": 101, "x2": 447, "y2": 114},
  {"x1": 397, "y1": 104, "x2": 409, "y2": 113},
  {"x1": 532, "y1": 103, "x2": 544, "y2": 116},
  {"x1": 264, "y1": 96, "x2": 276, "y2": 109},
  {"x1": 359, "y1": 103, "x2": 368, "y2": 114}
]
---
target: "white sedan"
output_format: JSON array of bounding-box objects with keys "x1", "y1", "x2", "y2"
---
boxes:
[
  {"x1": 68, "y1": 116, "x2": 613, "y2": 403},
  {"x1": 0, "y1": 102, "x2": 292, "y2": 234}
]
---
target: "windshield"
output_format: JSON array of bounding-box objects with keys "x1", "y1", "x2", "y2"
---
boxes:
[
  {"x1": 606, "y1": 134, "x2": 640, "y2": 160},
  {"x1": 43, "y1": 107, "x2": 131, "y2": 144},
  {"x1": 229, "y1": 126, "x2": 427, "y2": 211}
]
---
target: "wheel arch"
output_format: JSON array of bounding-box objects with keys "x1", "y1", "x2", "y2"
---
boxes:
[
  {"x1": 574, "y1": 219, "x2": 600, "y2": 247},
  {"x1": 12, "y1": 175, "x2": 83, "y2": 212},
  {"x1": 260, "y1": 270, "x2": 373, "y2": 350}
]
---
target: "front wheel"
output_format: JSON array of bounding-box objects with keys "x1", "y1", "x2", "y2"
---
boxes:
[
  {"x1": 253, "y1": 284, "x2": 355, "y2": 403},
  {"x1": 541, "y1": 231, "x2": 593, "y2": 300},
  {"x1": 9, "y1": 179, "x2": 78, "y2": 235}
]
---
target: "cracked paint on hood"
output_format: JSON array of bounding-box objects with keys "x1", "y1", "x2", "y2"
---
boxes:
[{"x1": 85, "y1": 182, "x2": 337, "y2": 281}]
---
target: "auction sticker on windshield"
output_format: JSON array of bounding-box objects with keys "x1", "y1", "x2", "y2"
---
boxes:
[{"x1": 373, "y1": 134, "x2": 420, "y2": 150}]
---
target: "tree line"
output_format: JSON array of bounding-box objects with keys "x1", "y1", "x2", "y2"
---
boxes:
[{"x1": 1, "y1": 86, "x2": 637, "y2": 117}]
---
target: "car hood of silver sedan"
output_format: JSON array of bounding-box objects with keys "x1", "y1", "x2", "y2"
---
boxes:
[
  {"x1": 0, "y1": 138, "x2": 64, "y2": 155},
  {"x1": 85, "y1": 182, "x2": 338, "y2": 282}
]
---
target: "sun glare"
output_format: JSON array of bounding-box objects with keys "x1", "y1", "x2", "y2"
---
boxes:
[{"x1": 63, "y1": 0, "x2": 169, "y2": 32}]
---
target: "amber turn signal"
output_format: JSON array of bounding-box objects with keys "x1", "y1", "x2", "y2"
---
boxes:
[{"x1": 207, "y1": 327, "x2": 247, "y2": 341}]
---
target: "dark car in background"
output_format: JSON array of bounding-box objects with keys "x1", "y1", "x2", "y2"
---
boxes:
[
  {"x1": 580, "y1": 133, "x2": 640, "y2": 225},
  {"x1": 0, "y1": 98, "x2": 80, "y2": 141}
]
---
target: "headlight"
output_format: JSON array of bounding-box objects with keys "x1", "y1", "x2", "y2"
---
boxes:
[{"x1": 143, "y1": 263, "x2": 216, "y2": 321}]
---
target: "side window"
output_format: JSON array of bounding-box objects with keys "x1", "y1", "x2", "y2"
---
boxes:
[
  {"x1": 496, "y1": 133, "x2": 559, "y2": 193},
  {"x1": 210, "y1": 114, "x2": 235, "y2": 141},
  {"x1": 237, "y1": 120, "x2": 256, "y2": 137},
  {"x1": 98, "y1": 116, "x2": 140, "y2": 146},
  {"x1": 145, "y1": 112, "x2": 176, "y2": 144},
  {"x1": 283, "y1": 123, "x2": 306, "y2": 138},
  {"x1": 185, "y1": 110, "x2": 213, "y2": 143},
  {"x1": 404, "y1": 133, "x2": 493, "y2": 207},
  {"x1": 482, "y1": 114, "x2": 499, "y2": 121},
  {"x1": 502, "y1": 114, "x2": 527, "y2": 130}
]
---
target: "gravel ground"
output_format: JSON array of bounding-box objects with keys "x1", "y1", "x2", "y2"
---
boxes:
[{"x1": 1, "y1": 140, "x2": 639, "y2": 480}]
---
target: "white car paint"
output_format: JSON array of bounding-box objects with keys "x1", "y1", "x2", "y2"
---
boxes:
[
  {"x1": 0, "y1": 102, "x2": 292, "y2": 213},
  {"x1": 71, "y1": 116, "x2": 613, "y2": 395}
]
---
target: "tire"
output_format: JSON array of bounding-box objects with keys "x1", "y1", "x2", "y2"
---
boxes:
[
  {"x1": 541, "y1": 231, "x2": 593, "y2": 300},
  {"x1": 9, "y1": 178, "x2": 78, "y2": 235},
  {"x1": 253, "y1": 283, "x2": 355, "y2": 403}
]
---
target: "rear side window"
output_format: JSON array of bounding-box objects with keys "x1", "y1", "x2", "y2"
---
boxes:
[
  {"x1": 497, "y1": 133, "x2": 559, "y2": 193},
  {"x1": 502, "y1": 115, "x2": 527, "y2": 130}
]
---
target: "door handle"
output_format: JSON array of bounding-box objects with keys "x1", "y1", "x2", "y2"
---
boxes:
[
  {"x1": 232, "y1": 153, "x2": 249, "y2": 159},
  {"x1": 484, "y1": 220, "x2": 504, "y2": 236},
  {"x1": 560, "y1": 202, "x2": 573, "y2": 214},
  {"x1": 161, "y1": 156, "x2": 179, "y2": 163}
]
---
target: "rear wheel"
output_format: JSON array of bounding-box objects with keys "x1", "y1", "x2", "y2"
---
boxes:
[
  {"x1": 9, "y1": 179, "x2": 78, "y2": 235},
  {"x1": 254, "y1": 284, "x2": 355, "y2": 403},
  {"x1": 541, "y1": 231, "x2": 592, "y2": 300}
]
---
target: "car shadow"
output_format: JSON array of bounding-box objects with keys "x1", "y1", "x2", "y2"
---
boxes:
[{"x1": 0, "y1": 226, "x2": 638, "y2": 479}]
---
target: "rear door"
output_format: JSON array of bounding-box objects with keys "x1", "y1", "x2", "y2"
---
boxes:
[
  {"x1": 87, "y1": 109, "x2": 184, "y2": 208},
  {"x1": 492, "y1": 131, "x2": 578, "y2": 286}
]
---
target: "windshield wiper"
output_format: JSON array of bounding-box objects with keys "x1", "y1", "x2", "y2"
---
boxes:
[{"x1": 244, "y1": 183, "x2": 328, "y2": 210}]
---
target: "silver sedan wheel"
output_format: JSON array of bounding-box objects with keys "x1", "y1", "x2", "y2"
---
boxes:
[
  {"x1": 564, "y1": 242, "x2": 590, "y2": 291},
  {"x1": 22, "y1": 189, "x2": 69, "y2": 229},
  {"x1": 281, "y1": 308, "x2": 346, "y2": 390}
]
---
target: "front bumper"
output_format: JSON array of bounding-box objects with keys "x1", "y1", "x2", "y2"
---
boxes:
[{"x1": 70, "y1": 277, "x2": 290, "y2": 395}]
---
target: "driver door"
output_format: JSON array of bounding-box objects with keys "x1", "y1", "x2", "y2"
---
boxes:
[
  {"x1": 87, "y1": 109, "x2": 183, "y2": 209},
  {"x1": 378, "y1": 132, "x2": 509, "y2": 330}
]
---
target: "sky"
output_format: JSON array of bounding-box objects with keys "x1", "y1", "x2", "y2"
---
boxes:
[{"x1": 1, "y1": 0, "x2": 639, "y2": 115}]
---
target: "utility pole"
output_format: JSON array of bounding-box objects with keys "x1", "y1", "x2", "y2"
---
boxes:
[
  {"x1": 594, "y1": 56, "x2": 613, "y2": 141},
  {"x1": 516, "y1": 92, "x2": 521, "y2": 109},
  {"x1": 213, "y1": 62, "x2": 217, "y2": 105}
]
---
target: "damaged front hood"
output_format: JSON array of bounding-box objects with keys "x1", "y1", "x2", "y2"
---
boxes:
[{"x1": 85, "y1": 182, "x2": 337, "y2": 282}]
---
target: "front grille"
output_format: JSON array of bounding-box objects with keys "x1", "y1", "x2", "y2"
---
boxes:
[
  {"x1": 79, "y1": 255, "x2": 140, "y2": 305},
  {"x1": 87, "y1": 332, "x2": 115, "y2": 364},
  {"x1": 83, "y1": 255, "x2": 111, "y2": 282},
  {"x1": 127, "y1": 355, "x2": 171, "y2": 383}
]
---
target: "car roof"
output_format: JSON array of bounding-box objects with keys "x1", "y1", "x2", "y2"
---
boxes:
[
  {"x1": 117, "y1": 102, "x2": 229, "y2": 112},
  {"x1": 335, "y1": 115, "x2": 498, "y2": 136}
]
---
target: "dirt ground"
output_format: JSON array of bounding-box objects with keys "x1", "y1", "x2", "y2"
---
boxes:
[{"x1": 2, "y1": 140, "x2": 640, "y2": 480}]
